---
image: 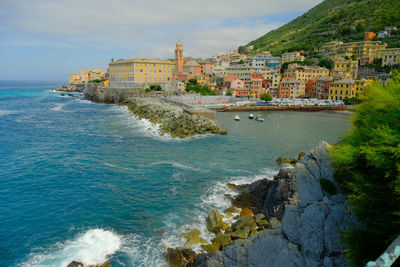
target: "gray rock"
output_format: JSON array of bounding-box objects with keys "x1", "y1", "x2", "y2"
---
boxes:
[
  {"x1": 310, "y1": 141, "x2": 335, "y2": 181},
  {"x1": 299, "y1": 202, "x2": 329, "y2": 260},
  {"x1": 295, "y1": 163, "x2": 323, "y2": 207},
  {"x1": 324, "y1": 204, "x2": 351, "y2": 254},
  {"x1": 282, "y1": 205, "x2": 302, "y2": 244},
  {"x1": 323, "y1": 256, "x2": 334, "y2": 267}
]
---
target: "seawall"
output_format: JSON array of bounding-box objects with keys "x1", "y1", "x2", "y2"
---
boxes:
[{"x1": 218, "y1": 105, "x2": 348, "y2": 112}]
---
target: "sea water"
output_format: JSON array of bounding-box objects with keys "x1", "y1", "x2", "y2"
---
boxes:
[{"x1": 0, "y1": 81, "x2": 352, "y2": 266}]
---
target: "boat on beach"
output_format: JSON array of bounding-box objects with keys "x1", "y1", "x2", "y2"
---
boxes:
[{"x1": 234, "y1": 115, "x2": 240, "y2": 121}]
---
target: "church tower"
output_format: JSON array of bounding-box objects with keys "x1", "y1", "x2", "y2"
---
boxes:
[{"x1": 175, "y1": 40, "x2": 184, "y2": 74}]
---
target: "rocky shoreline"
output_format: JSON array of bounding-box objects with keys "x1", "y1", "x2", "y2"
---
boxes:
[
  {"x1": 125, "y1": 98, "x2": 220, "y2": 138},
  {"x1": 167, "y1": 141, "x2": 355, "y2": 267}
]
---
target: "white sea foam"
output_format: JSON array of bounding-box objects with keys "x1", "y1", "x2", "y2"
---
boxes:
[
  {"x1": 110, "y1": 104, "x2": 214, "y2": 142},
  {"x1": 160, "y1": 168, "x2": 278, "y2": 253},
  {"x1": 0, "y1": 110, "x2": 19, "y2": 116},
  {"x1": 21, "y1": 229, "x2": 122, "y2": 267},
  {"x1": 51, "y1": 103, "x2": 67, "y2": 112}
]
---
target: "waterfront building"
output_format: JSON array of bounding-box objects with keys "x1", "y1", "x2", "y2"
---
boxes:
[
  {"x1": 198, "y1": 60, "x2": 215, "y2": 74},
  {"x1": 69, "y1": 72, "x2": 81, "y2": 85},
  {"x1": 281, "y1": 51, "x2": 305, "y2": 63},
  {"x1": 328, "y1": 79, "x2": 373, "y2": 100},
  {"x1": 80, "y1": 68, "x2": 106, "y2": 83},
  {"x1": 329, "y1": 79, "x2": 355, "y2": 100},
  {"x1": 381, "y1": 48, "x2": 400, "y2": 66},
  {"x1": 234, "y1": 88, "x2": 250, "y2": 97},
  {"x1": 331, "y1": 57, "x2": 358, "y2": 79},
  {"x1": 305, "y1": 79, "x2": 317, "y2": 95},
  {"x1": 279, "y1": 77, "x2": 302, "y2": 99},
  {"x1": 315, "y1": 76, "x2": 333, "y2": 99},
  {"x1": 259, "y1": 69, "x2": 281, "y2": 97},
  {"x1": 108, "y1": 58, "x2": 175, "y2": 88}
]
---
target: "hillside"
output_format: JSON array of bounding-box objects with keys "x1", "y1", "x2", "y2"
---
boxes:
[{"x1": 242, "y1": 0, "x2": 400, "y2": 56}]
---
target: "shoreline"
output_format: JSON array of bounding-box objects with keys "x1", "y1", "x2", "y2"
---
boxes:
[
  {"x1": 217, "y1": 105, "x2": 348, "y2": 112},
  {"x1": 166, "y1": 141, "x2": 354, "y2": 267}
]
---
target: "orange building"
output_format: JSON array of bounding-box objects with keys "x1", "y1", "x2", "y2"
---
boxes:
[
  {"x1": 364, "y1": 32, "x2": 377, "y2": 40},
  {"x1": 279, "y1": 77, "x2": 302, "y2": 99}
]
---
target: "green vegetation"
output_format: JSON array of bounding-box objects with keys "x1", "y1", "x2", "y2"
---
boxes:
[
  {"x1": 343, "y1": 97, "x2": 361, "y2": 105},
  {"x1": 331, "y1": 72, "x2": 400, "y2": 266},
  {"x1": 241, "y1": 0, "x2": 400, "y2": 56},
  {"x1": 145, "y1": 85, "x2": 162, "y2": 93},
  {"x1": 319, "y1": 178, "x2": 337, "y2": 195},
  {"x1": 90, "y1": 78, "x2": 106, "y2": 83},
  {"x1": 260, "y1": 93, "x2": 273, "y2": 101},
  {"x1": 280, "y1": 60, "x2": 316, "y2": 72},
  {"x1": 185, "y1": 79, "x2": 216, "y2": 96},
  {"x1": 226, "y1": 90, "x2": 233, "y2": 96}
]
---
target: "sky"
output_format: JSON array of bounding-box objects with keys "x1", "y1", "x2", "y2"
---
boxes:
[{"x1": 0, "y1": 0, "x2": 323, "y2": 80}]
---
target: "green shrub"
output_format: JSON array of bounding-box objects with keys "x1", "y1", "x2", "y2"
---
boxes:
[
  {"x1": 260, "y1": 93, "x2": 272, "y2": 102},
  {"x1": 331, "y1": 72, "x2": 400, "y2": 266}
]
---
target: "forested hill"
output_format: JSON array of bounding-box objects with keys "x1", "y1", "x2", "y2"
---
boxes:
[{"x1": 241, "y1": 0, "x2": 400, "y2": 56}]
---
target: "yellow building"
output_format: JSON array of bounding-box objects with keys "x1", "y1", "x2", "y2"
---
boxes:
[
  {"x1": 381, "y1": 48, "x2": 400, "y2": 66},
  {"x1": 331, "y1": 58, "x2": 358, "y2": 79},
  {"x1": 329, "y1": 78, "x2": 373, "y2": 100},
  {"x1": 317, "y1": 41, "x2": 387, "y2": 61},
  {"x1": 281, "y1": 51, "x2": 305, "y2": 63},
  {"x1": 69, "y1": 72, "x2": 81, "y2": 85},
  {"x1": 108, "y1": 59, "x2": 175, "y2": 88}
]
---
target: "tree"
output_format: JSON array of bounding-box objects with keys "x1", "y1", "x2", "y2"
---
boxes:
[
  {"x1": 260, "y1": 93, "x2": 272, "y2": 101},
  {"x1": 238, "y1": 46, "x2": 246, "y2": 54},
  {"x1": 185, "y1": 83, "x2": 216, "y2": 96},
  {"x1": 318, "y1": 59, "x2": 333, "y2": 70},
  {"x1": 331, "y1": 73, "x2": 400, "y2": 266},
  {"x1": 188, "y1": 79, "x2": 198, "y2": 86},
  {"x1": 226, "y1": 90, "x2": 233, "y2": 96}
]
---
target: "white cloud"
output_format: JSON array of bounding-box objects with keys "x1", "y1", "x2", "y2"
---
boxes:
[{"x1": 0, "y1": 0, "x2": 323, "y2": 58}]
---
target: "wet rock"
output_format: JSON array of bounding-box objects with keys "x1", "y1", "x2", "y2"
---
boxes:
[
  {"x1": 183, "y1": 229, "x2": 207, "y2": 246},
  {"x1": 206, "y1": 209, "x2": 224, "y2": 234},
  {"x1": 166, "y1": 247, "x2": 199, "y2": 267},
  {"x1": 239, "y1": 208, "x2": 253, "y2": 217},
  {"x1": 276, "y1": 157, "x2": 298, "y2": 165},
  {"x1": 67, "y1": 262, "x2": 84, "y2": 267},
  {"x1": 254, "y1": 213, "x2": 265, "y2": 220},
  {"x1": 226, "y1": 183, "x2": 248, "y2": 192},
  {"x1": 213, "y1": 233, "x2": 232, "y2": 251},
  {"x1": 298, "y1": 152, "x2": 307, "y2": 160}
]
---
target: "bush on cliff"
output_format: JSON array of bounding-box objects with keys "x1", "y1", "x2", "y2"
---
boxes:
[{"x1": 331, "y1": 72, "x2": 400, "y2": 266}]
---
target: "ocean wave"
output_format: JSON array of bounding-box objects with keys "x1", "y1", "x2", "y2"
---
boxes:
[
  {"x1": 148, "y1": 161, "x2": 203, "y2": 172},
  {"x1": 160, "y1": 168, "x2": 278, "y2": 253},
  {"x1": 21, "y1": 229, "x2": 122, "y2": 267}
]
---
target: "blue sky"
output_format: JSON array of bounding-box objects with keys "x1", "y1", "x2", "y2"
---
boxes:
[{"x1": 0, "y1": 0, "x2": 323, "y2": 80}]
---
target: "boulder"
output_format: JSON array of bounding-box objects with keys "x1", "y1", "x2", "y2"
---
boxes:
[
  {"x1": 276, "y1": 157, "x2": 298, "y2": 165},
  {"x1": 298, "y1": 152, "x2": 307, "y2": 160},
  {"x1": 206, "y1": 209, "x2": 224, "y2": 234},
  {"x1": 183, "y1": 229, "x2": 207, "y2": 246},
  {"x1": 166, "y1": 247, "x2": 199, "y2": 267},
  {"x1": 239, "y1": 208, "x2": 253, "y2": 217},
  {"x1": 67, "y1": 262, "x2": 84, "y2": 267}
]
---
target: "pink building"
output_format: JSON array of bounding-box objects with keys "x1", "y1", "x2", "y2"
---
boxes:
[{"x1": 230, "y1": 79, "x2": 245, "y2": 90}]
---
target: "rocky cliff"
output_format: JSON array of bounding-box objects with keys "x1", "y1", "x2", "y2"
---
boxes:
[{"x1": 177, "y1": 141, "x2": 354, "y2": 267}]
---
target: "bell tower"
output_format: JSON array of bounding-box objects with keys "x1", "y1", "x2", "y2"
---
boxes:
[{"x1": 175, "y1": 40, "x2": 184, "y2": 74}]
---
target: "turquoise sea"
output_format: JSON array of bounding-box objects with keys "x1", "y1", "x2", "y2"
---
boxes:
[{"x1": 0, "y1": 81, "x2": 352, "y2": 266}]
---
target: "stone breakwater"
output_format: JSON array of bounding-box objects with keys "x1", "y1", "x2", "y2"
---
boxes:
[
  {"x1": 167, "y1": 141, "x2": 355, "y2": 267},
  {"x1": 126, "y1": 98, "x2": 220, "y2": 138},
  {"x1": 82, "y1": 86, "x2": 222, "y2": 138}
]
